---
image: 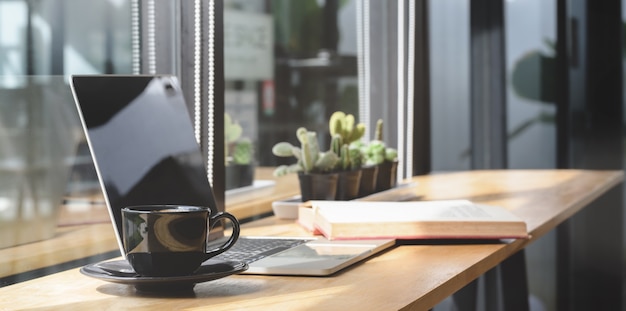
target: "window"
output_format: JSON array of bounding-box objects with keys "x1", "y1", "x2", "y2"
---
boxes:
[
  {"x1": 0, "y1": 0, "x2": 137, "y2": 249},
  {"x1": 222, "y1": 0, "x2": 416, "y2": 207}
]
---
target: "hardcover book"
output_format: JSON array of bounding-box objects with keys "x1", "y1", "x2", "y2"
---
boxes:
[{"x1": 298, "y1": 200, "x2": 528, "y2": 240}]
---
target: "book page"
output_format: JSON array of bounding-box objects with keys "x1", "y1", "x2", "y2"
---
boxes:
[
  {"x1": 439, "y1": 204, "x2": 492, "y2": 218},
  {"x1": 311, "y1": 200, "x2": 523, "y2": 223}
]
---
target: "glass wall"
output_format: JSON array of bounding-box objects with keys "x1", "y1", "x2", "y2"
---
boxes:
[
  {"x1": 222, "y1": 0, "x2": 413, "y2": 203},
  {"x1": 223, "y1": 0, "x2": 360, "y2": 168},
  {"x1": 0, "y1": 0, "x2": 135, "y2": 197},
  {"x1": 506, "y1": 0, "x2": 557, "y2": 169},
  {"x1": 0, "y1": 0, "x2": 133, "y2": 82},
  {"x1": 429, "y1": 0, "x2": 471, "y2": 171},
  {"x1": 0, "y1": 0, "x2": 135, "y2": 248},
  {"x1": 430, "y1": 0, "x2": 556, "y2": 172},
  {"x1": 0, "y1": 0, "x2": 135, "y2": 183},
  {"x1": 429, "y1": 0, "x2": 558, "y2": 309}
]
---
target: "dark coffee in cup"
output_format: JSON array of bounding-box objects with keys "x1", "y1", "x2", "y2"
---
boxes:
[{"x1": 121, "y1": 205, "x2": 240, "y2": 277}]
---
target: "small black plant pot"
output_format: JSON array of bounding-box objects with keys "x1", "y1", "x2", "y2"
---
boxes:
[
  {"x1": 375, "y1": 160, "x2": 398, "y2": 192},
  {"x1": 225, "y1": 164, "x2": 255, "y2": 190},
  {"x1": 335, "y1": 169, "x2": 362, "y2": 201},
  {"x1": 358, "y1": 165, "x2": 379, "y2": 198},
  {"x1": 298, "y1": 172, "x2": 339, "y2": 202}
]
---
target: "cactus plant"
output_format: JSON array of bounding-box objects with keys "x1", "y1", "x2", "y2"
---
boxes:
[
  {"x1": 225, "y1": 113, "x2": 243, "y2": 147},
  {"x1": 329, "y1": 111, "x2": 365, "y2": 145},
  {"x1": 224, "y1": 113, "x2": 255, "y2": 190},
  {"x1": 328, "y1": 111, "x2": 365, "y2": 171},
  {"x1": 360, "y1": 140, "x2": 386, "y2": 166},
  {"x1": 224, "y1": 113, "x2": 254, "y2": 166},
  {"x1": 359, "y1": 119, "x2": 397, "y2": 165},
  {"x1": 272, "y1": 127, "x2": 339, "y2": 176},
  {"x1": 232, "y1": 138, "x2": 253, "y2": 165},
  {"x1": 348, "y1": 144, "x2": 362, "y2": 169},
  {"x1": 374, "y1": 118, "x2": 383, "y2": 141},
  {"x1": 362, "y1": 118, "x2": 399, "y2": 192},
  {"x1": 330, "y1": 132, "x2": 362, "y2": 171}
]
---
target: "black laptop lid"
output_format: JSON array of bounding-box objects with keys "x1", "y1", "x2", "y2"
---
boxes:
[{"x1": 70, "y1": 75, "x2": 220, "y2": 251}]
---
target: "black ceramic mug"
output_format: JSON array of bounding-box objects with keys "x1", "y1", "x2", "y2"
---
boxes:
[{"x1": 121, "y1": 205, "x2": 240, "y2": 277}]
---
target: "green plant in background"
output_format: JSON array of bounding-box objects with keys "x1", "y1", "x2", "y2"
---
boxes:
[
  {"x1": 330, "y1": 134, "x2": 363, "y2": 171},
  {"x1": 328, "y1": 111, "x2": 365, "y2": 171},
  {"x1": 330, "y1": 134, "x2": 348, "y2": 170},
  {"x1": 329, "y1": 111, "x2": 365, "y2": 145},
  {"x1": 224, "y1": 113, "x2": 253, "y2": 165},
  {"x1": 348, "y1": 143, "x2": 363, "y2": 169},
  {"x1": 272, "y1": 127, "x2": 339, "y2": 176},
  {"x1": 232, "y1": 138, "x2": 253, "y2": 165},
  {"x1": 460, "y1": 42, "x2": 558, "y2": 160},
  {"x1": 357, "y1": 119, "x2": 398, "y2": 166}
]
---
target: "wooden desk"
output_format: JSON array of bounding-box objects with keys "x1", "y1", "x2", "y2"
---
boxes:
[{"x1": 0, "y1": 170, "x2": 621, "y2": 311}]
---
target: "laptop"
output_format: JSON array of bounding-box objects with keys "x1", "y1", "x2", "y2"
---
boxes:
[{"x1": 69, "y1": 74, "x2": 394, "y2": 276}]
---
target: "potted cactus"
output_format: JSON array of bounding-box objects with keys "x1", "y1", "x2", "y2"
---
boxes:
[
  {"x1": 272, "y1": 127, "x2": 340, "y2": 201},
  {"x1": 350, "y1": 140, "x2": 379, "y2": 197},
  {"x1": 361, "y1": 119, "x2": 399, "y2": 192},
  {"x1": 328, "y1": 111, "x2": 365, "y2": 200},
  {"x1": 224, "y1": 113, "x2": 255, "y2": 190}
]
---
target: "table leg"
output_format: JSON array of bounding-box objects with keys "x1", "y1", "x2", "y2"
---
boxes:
[
  {"x1": 450, "y1": 250, "x2": 529, "y2": 311},
  {"x1": 451, "y1": 278, "x2": 478, "y2": 311},
  {"x1": 500, "y1": 250, "x2": 530, "y2": 311}
]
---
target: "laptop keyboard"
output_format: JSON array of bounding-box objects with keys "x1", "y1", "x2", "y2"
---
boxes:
[{"x1": 214, "y1": 238, "x2": 308, "y2": 264}]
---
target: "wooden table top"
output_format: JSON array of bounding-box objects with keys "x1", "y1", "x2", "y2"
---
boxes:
[{"x1": 0, "y1": 169, "x2": 621, "y2": 311}]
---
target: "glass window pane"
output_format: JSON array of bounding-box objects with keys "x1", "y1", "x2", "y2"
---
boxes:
[
  {"x1": 223, "y1": 0, "x2": 361, "y2": 196},
  {"x1": 506, "y1": 0, "x2": 557, "y2": 169},
  {"x1": 429, "y1": 0, "x2": 471, "y2": 171},
  {"x1": 0, "y1": 0, "x2": 135, "y2": 249},
  {"x1": 63, "y1": 0, "x2": 133, "y2": 74},
  {"x1": 0, "y1": 1, "x2": 28, "y2": 87}
]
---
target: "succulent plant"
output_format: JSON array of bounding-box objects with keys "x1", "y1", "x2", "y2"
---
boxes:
[
  {"x1": 328, "y1": 111, "x2": 365, "y2": 171},
  {"x1": 232, "y1": 138, "x2": 253, "y2": 165},
  {"x1": 348, "y1": 143, "x2": 363, "y2": 169},
  {"x1": 330, "y1": 133, "x2": 363, "y2": 171},
  {"x1": 357, "y1": 119, "x2": 398, "y2": 166},
  {"x1": 329, "y1": 111, "x2": 366, "y2": 145},
  {"x1": 225, "y1": 113, "x2": 242, "y2": 145},
  {"x1": 272, "y1": 127, "x2": 339, "y2": 176},
  {"x1": 360, "y1": 140, "x2": 386, "y2": 166},
  {"x1": 224, "y1": 113, "x2": 253, "y2": 165},
  {"x1": 374, "y1": 118, "x2": 384, "y2": 141}
]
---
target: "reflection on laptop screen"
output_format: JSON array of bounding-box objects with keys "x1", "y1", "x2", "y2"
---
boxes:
[{"x1": 70, "y1": 75, "x2": 220, "y2": 249}]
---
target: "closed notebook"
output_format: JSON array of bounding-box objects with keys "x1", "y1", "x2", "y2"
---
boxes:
[{"x1": 303, "y1": 200, "x2": 528, "y2": 240}]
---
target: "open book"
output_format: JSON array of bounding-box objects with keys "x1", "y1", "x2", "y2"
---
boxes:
[{"x1": 298, "y1": 200, "x2": 528, "y2": 240}]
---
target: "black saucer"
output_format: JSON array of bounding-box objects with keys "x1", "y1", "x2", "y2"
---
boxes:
[{"x1": 80, "y1": 258, "x2": 248, "y2": 292}]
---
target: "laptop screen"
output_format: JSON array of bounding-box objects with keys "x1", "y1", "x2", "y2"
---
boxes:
[{"x1": 70, "y1": 75, "x2": 221, "y2": 251}]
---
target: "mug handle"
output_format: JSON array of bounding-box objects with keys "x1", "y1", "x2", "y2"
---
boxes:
[{"x1": 204, "y1": 211, "x2": 240, "y2": 259}]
